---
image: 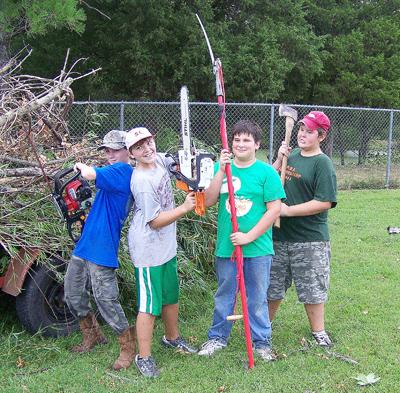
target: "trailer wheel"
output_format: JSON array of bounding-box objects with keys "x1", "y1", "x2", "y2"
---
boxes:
[{"x1": 15, "y1": 258, "x2": 78, "y2": 337}]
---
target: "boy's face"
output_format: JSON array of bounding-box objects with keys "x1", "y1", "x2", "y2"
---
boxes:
[
  {"x1": 297, "y1": 124, "x2": 326, "y2": 151},
  {"x1": 104, "y1": 147, "x2": 130, "y2": 164},
  {"x1": 232, "y1": 132, "x2": 260, "y2": 162},
  {"x1": 129, "y1": 137, "x2": 157, "y2": 167}
]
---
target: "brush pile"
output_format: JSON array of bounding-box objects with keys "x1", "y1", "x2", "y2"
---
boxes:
[
  {"x1": 0, "y1": 50, "x2": 217, "y2": 299},
  {"x1": 0, "y1": 49, "x2": 101, "y2": 272}
]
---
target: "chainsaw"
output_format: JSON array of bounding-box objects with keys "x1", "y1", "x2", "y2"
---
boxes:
[
  {"x1": 168, "y1": 86, "x2": 214, "y2": 216},
  {"x1": 52, "y1": 168, "x2": 92, "y2": 242}
]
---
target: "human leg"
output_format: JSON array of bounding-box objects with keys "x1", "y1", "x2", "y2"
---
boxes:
[
  {"x1": 267, "y1": 241, "x2": 292, "y2": 321},
  {"x1": 304, "y1": 303, "x2": 325, "y2": 331},
  {"x1": 88, "y1": 262, "x2": 129, "y2": 335},
  {"x1": 88, "y1": 262, "x2": 135, "y2": 367},
  {"x1": 162, "y1": 303, "x2": 179, "y2": 340},
  {"x1": 135, "y1": 312, "x2": 160, "y2": 377},
  {"x1": 268, "y1": 299, "x2": 283, "y2": 322},
  {"x1": 291, "y1": 242, "x2": 332, "y2": 346},
  {"x1": 244, "y1": 255, "x2": 276, "y2": 361},
  {"x1": 64, "y1": 255, "x2": 91, "y2": 319},
  {"x1": 134, "y1": 266, "x2": 161, "y2": 377},
  {"x1": 198, "y1": 257, "x2": 237, "y2": 356},
  {"x1": 136, "y1": 311, "x2": 156, "y2": 358},
  {"x1": 207, "y1": 257, "x2": 238, "y2": 341},
  {"x1": 65, "y1": 256, "x2": 107, "y2": 353},
  {"x1": 160, "y1": 259, "x2": 197, "y2": 353},
  {"x1": 243, "y1": 255, "x2": 272, "y2": 348}
]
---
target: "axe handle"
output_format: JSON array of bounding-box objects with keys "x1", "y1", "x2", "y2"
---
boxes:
[{"x1": 275, "y1": 117, "x2": 295, "y2": 228}]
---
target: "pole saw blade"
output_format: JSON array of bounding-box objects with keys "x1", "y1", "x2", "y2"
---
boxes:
[{"x1": 196, "y1": 14, "x2": 215, "y2": 64}]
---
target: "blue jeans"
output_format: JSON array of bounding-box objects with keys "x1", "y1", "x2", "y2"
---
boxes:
[{"x1": 207, "y1": 256, "x2": 272, "y2": 349}]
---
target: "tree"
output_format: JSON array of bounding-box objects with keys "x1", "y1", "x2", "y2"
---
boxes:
[{"x1": 0, "y1": 0, "x2": 86, "y2": 65}]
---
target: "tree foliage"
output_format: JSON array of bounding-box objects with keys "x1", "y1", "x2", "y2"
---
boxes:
[
  {"x1": 0, "y1": 0, "x2": 86, "y2": 35},
  {"x1": 7, "y1": 0, "x2": 400, "y2": 108}
]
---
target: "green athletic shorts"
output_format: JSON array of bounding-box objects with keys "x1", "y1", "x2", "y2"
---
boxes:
[{"x1": 134, "y1": 257, "x2": 179, "y2": 316}]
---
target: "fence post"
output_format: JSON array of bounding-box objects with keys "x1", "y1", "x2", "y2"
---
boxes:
[
  {"x1": 385, "y1": 110, "x2": 394, "y2": 188},
  {"x1": 119, "y1": 102, "x2": 125, "y2": 130},
  {"x1": 269, "y1": 105, "x2": 275, "y2": 164}
]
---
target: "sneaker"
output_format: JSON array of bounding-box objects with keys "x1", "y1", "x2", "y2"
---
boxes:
[
  {"x1": 312, "y1": 331, "x2": 333, "y2": 347},
  {"x1": 198, "y1": 338, "x2": 227, "y2": 356},
  {"x1": 254, "y1": 346, "x2": 276, "y2": 362},
  {"x1": 134, "y1": 354, "x2": 160, "y2": 378},
  {"x1": 161, "y1": 335, "x2": 197, "y2": 354}
]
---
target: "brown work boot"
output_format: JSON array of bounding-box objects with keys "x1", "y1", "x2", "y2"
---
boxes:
[
  {"x1": 71, "y1": 313, "x2": 108, "y2": 353},
  {"x1": 112, "y1": 326, "x2": 136, "y2": 371}
]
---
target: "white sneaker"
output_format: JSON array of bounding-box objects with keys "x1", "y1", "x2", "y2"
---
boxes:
[
  {"x1": 198, "y1": 339, "x2": 226, "y2": 356},
  {"x1": 312, "y1": 331, "x2": 333, "y2": 347},
  {"x1": 254, "y1": 347, "x2": 276, "y2": 361}
]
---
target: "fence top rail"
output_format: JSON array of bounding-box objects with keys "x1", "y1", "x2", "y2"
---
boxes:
[{"x1": 73, "y1": 101, "x2": 400, "y2": 113}]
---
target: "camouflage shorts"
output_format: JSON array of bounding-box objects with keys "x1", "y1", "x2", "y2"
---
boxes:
[{"x1": 268, "y1": 241, "x2": 331, "y2": 304}]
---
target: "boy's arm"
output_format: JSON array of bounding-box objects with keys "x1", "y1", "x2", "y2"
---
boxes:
[
  {"x1": 74, "y1": 163, "x2": 96, "y2": 181},
  {"x1": 149, "y1": 192, "x2": 195, "y2": 230},
  {"x1": 205, "y1": 169, "x2": 224, "y2": 207},
  {"x1": 205, "y1": 149, "x2": 231, "y2": 207},
  {"x1": 230, "y1": 199, "x2": 282, "y2": 246},
  {"x1": 280, "y1": 200, "x2": 332, "y2": 217}
]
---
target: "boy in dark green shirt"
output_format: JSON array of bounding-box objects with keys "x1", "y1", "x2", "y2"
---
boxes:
[{"x1": 269, "y1": 111, "x2": 337, "y2": 347}]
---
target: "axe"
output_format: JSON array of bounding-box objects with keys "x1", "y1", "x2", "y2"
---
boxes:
[{"x1": 275, "y1": 104, "x2": 298, "y2": 228}]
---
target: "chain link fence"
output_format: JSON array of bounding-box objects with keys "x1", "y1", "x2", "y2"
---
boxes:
[{"x1": 68, "y1": 102, "x2": 400, "y2": 190}]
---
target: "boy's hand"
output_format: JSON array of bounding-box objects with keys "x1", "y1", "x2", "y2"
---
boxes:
[
  {"x1": 73, "y1": 162, "x2": 85, "y2": 172},
  {"x1": 73, "y1": 162, "x2": 96, "y2": 180},
  {"x1": 280, "y1": 203, "x2": 290, "y2": 217},
  {"x1": 219, "y1": 149, "x2": 232, "y2": 173},
  {"x1": 182, "y1": 191, "x2": 196, "y2": 213},
  {"x1": 277, "y1": 142, "x2": 291, "y2": 161},
  {"x1": 230, "y1": 231, "x2": 251, "y2": 246}
]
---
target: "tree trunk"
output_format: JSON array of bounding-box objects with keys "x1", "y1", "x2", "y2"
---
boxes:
[{"x1": 0, "y1": 29, "x2": 10, "y2": 69}]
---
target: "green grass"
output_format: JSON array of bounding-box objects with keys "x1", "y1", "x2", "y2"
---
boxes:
[{"x1": 1, "y1": 190, "x2": 400, "y2": 392}]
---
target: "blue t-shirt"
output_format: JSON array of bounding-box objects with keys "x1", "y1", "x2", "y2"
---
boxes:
[{"x1": 73, "y1": 162, "x2": 133, "y2": 268}]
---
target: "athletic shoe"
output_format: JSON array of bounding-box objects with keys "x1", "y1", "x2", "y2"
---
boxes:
[
  {"x1": 198, "y1": 338, "x2": 227, "y2": 356},
  {"x1": 254, "y1": 346, "x2": 276, "y2": 361},
  {"x1": 161, "y1": 335, "x2": 197, "y2": 354},
  {"x1": 134, "y1": 354, "x2": 160, "y2": 378},
  {"x1": 312, "y1": 331, "x2": 333, "y2": 347}
]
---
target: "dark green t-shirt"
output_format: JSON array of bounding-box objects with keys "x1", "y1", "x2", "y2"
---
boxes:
[
  {"x1": 215, "y1": 160, "x2": 286, "y2": 257},
  {"x1": 273, "y1": 148, "x2": 337, "y2": 242}
]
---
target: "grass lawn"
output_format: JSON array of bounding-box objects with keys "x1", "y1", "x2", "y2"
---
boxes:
[{"x1": 1, "y1": 189, "x2": 400, "y2": 392}]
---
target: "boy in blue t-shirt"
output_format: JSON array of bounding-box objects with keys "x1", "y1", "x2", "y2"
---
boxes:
[{"x1": 64, "y1": 130, "x2": 135, "y2": 371}]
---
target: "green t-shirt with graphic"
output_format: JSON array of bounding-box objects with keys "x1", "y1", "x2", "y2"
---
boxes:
[
  {"x1": 273, "y1": 148, "x2": 337, "y2": 242},
  {"x1": 215, "y1": 160, "x2": 286, "y2": 258}
]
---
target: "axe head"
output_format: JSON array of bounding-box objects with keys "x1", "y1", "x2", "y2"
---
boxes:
[{"x1": 279, "y1": 104, "x2": 298, "y2": 121}]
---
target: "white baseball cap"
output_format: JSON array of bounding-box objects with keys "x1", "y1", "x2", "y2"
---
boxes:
[{"x1": 125, "y1": 127, "x2": 153, "y2": 150}]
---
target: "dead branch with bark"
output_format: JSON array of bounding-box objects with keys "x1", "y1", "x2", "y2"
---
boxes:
[{"x1": 0, "y1": 48, "x2": 103, "y2": 256}]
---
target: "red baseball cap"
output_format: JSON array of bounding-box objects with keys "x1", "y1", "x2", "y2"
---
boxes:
[{"x1": 299, "y1": 111, "x2": 331, "y2": 132}]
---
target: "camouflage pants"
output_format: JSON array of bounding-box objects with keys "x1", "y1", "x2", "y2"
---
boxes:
[
  {"x1": 64, "y1": 255, "x2": 129, "y2": 335},
  {"x1": 268, "y1": 241, "x2": 331, "y2": 304}
]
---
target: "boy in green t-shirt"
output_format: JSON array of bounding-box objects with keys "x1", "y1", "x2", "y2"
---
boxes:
[
  {"x1": 198, "y1": 120, "x2": 285, "y2": 361},
  {"x1": 269, "y1": 111, "x2": 337, "y2": 347}
]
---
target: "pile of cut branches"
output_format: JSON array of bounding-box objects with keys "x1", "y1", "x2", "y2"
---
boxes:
[
  {"x1": 0, "y1": 49, "x2": 101, "y2": 268},
  {"x1": 0, "y1": 49, "x2": 217, "y2": 299}
]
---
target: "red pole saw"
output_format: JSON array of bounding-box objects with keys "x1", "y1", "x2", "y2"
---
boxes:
[{"x1": 196, "y1": 14, "x2": 254, "y2": 369}]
